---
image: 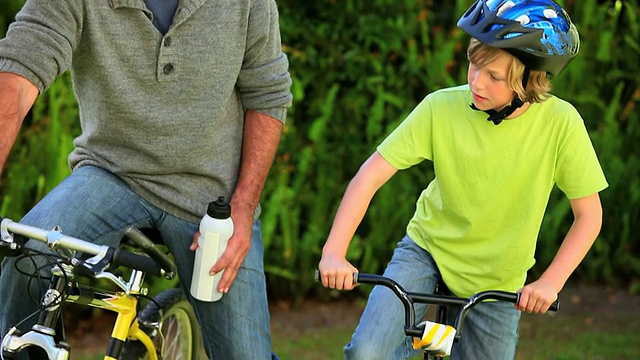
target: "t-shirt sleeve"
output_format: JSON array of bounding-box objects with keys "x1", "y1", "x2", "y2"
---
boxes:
[
  {"x1": 377, "y1": 96, "x2": 434, "y2": 170},
  {"x1": 555, "y1": 120, "x2": 608, "y2": 199}
]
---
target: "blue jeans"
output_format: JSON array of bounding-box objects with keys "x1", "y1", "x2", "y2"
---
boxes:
[
  {"x1": 344, "y1": 236, "x2": 520, "y2": 360},
  {"x1": 0, "y1": 166, "x2": 277, "y2": 360}
]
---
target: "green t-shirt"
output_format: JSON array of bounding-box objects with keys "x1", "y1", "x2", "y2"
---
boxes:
[{"x1": 377, "y1": 85, "x2": 608, "y2": 298}]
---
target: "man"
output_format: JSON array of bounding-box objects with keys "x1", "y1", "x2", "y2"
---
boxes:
[{"x1": 0, "y1": 1, "x2": 292, "y2": 359}]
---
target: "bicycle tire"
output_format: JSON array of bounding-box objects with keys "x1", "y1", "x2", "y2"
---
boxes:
[{"x1": 120, "y1": 287, "x2": 204, "y2": 360}]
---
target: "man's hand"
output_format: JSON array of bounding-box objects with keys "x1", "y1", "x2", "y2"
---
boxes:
[{"x1": 189, "y1": 202, "x2": 255, "y2": 294}]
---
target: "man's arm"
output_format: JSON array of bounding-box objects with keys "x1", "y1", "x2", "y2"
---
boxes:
[
  {"x1": 190, "y1": 109, "x2": 283, "y2": 294},
  {"x1": 231, "y1": 110, "x2": 283, "y2": 213},
  {"x1": 0, "y1": 72, "x2": 39, "y2": 173}
]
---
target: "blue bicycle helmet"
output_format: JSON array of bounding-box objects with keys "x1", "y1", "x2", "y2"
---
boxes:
[{"x1": 457, "y1": 0, "x2": 580, "y2": 76}]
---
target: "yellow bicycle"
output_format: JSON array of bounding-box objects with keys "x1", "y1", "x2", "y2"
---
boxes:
[{"x1": 0, "y1": 217, "x2": 203, "y2": 360}]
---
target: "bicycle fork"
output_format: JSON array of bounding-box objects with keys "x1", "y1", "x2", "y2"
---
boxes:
[
  {"x1": 1, "y1": 267, "x2": 159, "y2": 360},
  {"x1": 1, "y1": 264, "x2": 72, "y2": 360}
]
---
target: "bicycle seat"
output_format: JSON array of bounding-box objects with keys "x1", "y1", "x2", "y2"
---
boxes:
[
  {"x1": 434, "y1": 280, "x2": 452, "y2": 296},
  {"x1": 136, "y1": 228, "x2": 165, "y2": 245},
  {"x1": 116, "y1": 227, "x2": 177, "y2": 277}
]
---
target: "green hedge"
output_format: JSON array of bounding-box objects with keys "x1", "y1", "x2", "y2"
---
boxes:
[
  {"x1": 1, "y1": 0, "x2": 639, "y2": 301},
  {"x1": 266, "y1": 0, "x2": 640, "y2": 300}
]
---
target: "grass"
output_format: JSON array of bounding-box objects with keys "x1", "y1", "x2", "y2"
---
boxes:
[
  {"x1": 51, "y1": 285, "x2": 640, "y2": 359},
  {"x1": 515, "y1": 312, "x2": 640, "y2": 360},
  {"x1": 272, "y1": 326, "x2": 353, "y2": 360},
  {"x1": 75, "y1": 324, "x2": 640, "y2": 360},
  {"x1": 271, "y1": 313, "x2": 640, "y2": 360},
  {"x1": 49, "y1": 315, "x2": 640, "y2": 360}
]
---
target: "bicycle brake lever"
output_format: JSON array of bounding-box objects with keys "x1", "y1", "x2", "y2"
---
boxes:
[
  {"x1": 74, "y1": 247, "x2": 116, "y2": 276},
  {"x1": 0, "y1": 218, "x2": 26, "y2": 258},
  {"x1": 0, "y1": 239, "x2": 22, "y2": 258}
]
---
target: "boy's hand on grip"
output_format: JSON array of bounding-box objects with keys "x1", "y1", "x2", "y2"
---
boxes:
[{"x1": 318, "y1": 256, "x2": 359, "y2": 291}]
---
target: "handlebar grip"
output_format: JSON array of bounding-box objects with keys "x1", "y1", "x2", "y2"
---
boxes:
[
  {"x1": 112, "y1": 248, "x2": 163, "y2": 277},
  {"x1": 123, "y1": 227, "x2": 177, "y2": 278},
  {"x1": 516, "y1": 292, "x2": 559, "y2": 312},
  {"x1": 314, "y1": 270, "x2": 362, "y2": 285}
]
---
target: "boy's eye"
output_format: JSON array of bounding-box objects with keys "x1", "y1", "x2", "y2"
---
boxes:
[{"x1": 490, "y1": 73, "x2": 503, "y2": 81}]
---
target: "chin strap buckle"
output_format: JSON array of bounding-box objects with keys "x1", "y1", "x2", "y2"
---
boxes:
[{"x1": 470, "y1": 96, "x2": 524, "y2": 125}]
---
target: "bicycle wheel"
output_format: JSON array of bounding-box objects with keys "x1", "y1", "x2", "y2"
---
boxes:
[{"x1": 120, "y1": 287, "x2": 204, "y2": 360}]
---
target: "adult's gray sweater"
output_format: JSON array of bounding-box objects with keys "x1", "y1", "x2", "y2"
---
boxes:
[{"x1": 0, "y1": 0, "x2": 292, "y2": 223}]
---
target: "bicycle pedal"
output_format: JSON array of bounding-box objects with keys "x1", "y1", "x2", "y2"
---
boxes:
[{"x1": 412, "y1": 321, "x2": 456, "y2": 356}]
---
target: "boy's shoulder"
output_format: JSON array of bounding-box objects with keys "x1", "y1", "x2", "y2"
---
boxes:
[
  {"x1": 535, "y1": 95, "x2": 582, "y2": 119},
  {"x1": 528, "y1": 95, "x2": 591, "y2": 134},
  {"x1": 423, "y1": 85, "x2": 470, "y2": 106},
  {"x1": 429, "y1": 84, "x2": 470, "y2": 98},
  {"x1": 541, "y1": 94, "x2": 577, "y2": 109}
]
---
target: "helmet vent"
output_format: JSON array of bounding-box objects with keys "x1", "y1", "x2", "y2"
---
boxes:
[
  {"x1": 514, "y1": 14, "x2": 530, "y2": 25},
  {"x1": 543, "y1": 8, "x2": 558, "y2": 19},
  {"x1": 496, "y1": 1, "x2": 516, "y2": 16}
]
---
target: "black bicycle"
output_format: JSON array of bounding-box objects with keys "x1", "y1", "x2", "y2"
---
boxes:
[{"x1": 316, "y1": 270, "x2": 558, "y2": 360}]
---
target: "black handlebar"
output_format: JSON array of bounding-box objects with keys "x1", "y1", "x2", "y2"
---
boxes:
[
  {"x1": 315, "y1": 270, "x2": 559, "y2": 340},
  {"x1": 354, "y1": 272, "x2": 558, "y2": 308}
]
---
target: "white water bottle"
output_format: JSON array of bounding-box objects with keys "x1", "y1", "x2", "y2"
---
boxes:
[{"x1": 190, "y1": 196, "x2": 233, "y2": 302}]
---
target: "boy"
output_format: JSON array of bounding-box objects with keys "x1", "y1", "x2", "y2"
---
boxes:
[{"x1": 318, "y1": 0, "x2": 608, "y2": 359}]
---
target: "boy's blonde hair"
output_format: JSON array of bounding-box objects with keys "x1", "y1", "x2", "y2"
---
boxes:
[{"x1": 467, "y1": 38, "x2": 551, "y2": 103}]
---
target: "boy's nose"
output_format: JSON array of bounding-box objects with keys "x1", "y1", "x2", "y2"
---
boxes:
[{"x1": 471, "y1": 72, "x2": 483, "y2": 90}]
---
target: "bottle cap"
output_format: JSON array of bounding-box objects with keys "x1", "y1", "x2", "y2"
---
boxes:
[{"x1": 207, "y1": 196, "x2": 231, "y2": 219}]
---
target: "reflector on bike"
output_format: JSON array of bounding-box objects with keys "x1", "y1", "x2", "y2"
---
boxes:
[{"x1": 412, "y1": 321, "x2": 456, "y2": 356}]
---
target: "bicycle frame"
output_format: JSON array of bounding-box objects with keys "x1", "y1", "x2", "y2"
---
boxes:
[
  {"x1": 1, "y1": 218, "x2": 177, "y2": 360},
  {"x1": 63, "y1": 271, "x2": 158, "y2": 360}
]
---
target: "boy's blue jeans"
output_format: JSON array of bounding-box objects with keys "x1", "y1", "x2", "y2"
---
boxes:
[
  {"x1": 0, "y1": 165, "x2": 277, "y2": 360},
  {"x1": 345, "y1": 235, "x2": 521, "y2": 360}
]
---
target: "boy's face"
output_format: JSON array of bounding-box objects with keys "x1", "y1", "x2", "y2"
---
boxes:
[{"x1": 467, "y1": 51, "x2": 515, "y2": 111}]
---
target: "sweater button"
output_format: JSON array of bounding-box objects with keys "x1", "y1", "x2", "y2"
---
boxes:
[
  {"x1": 163, "y1": 63, "x2": 174, "y2": 74},
  {"x1": 164, "y1": 37, "x2": 172, "y2": 47}
]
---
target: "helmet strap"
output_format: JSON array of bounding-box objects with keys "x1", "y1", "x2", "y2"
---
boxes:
[
  {"x1": 470, "y1": 97, "x2": 524, "y2": 125},
  {"x1": 470, "y1": 66, "x2": 530, "y2": 125}
]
